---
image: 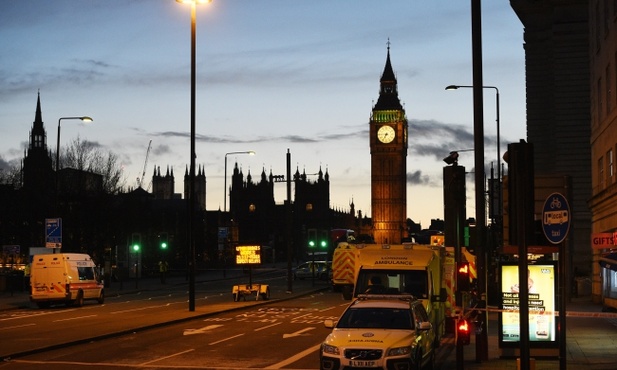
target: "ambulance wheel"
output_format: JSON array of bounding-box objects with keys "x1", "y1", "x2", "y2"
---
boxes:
[
  {"x1": 97, "y1": 290, "x2": 105, "y2": 304},
  {"x1": 74, "y1": 291, "x2": 84, "y2": 307}
]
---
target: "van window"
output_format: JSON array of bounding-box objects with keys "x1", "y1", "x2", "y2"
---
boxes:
[{"x1": 78, "y1": 267, "x2": 95, "y2": 281}]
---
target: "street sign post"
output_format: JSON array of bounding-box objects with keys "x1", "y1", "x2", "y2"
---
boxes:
[
  {"x1": 541, "y1": 192, "x2": 570, "y2": 370},
  {"x1": 45, "y1": 218, "x2": 62, "y2": 249}
]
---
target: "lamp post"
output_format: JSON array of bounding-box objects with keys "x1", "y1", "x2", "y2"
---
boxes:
[
  {"x1": 176, "y1": 0, "x2": 210, "y2": 312},
  {"x1": 445, "y1": 85, "x2": 500, "y2": 181},
  {"x1": 224, "y1": 151, "x2": 255, "y2": 212},
  {"x1": 56, "y1": 116, "x2": 93, "y2": 189}
]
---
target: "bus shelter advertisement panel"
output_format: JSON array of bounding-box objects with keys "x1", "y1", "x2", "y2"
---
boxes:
[{"x1": 499, "y1": 263, "x2": 557, "y2": 347}]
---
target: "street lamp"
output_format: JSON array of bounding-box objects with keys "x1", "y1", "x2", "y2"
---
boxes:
[
  {"x1": 176, "y1": 0, "x2": 211, "y2": 312},
  {"x1": 56, "y1": 116, "x2": 93, "y2": 174},
  {"x1": 224, "y1": 150, "x2": 255, "y2": 212},
  {"x1": 56, "y1": 116, "x2": 93, "y2": 191},
  {"x1": 445, "y1": 85, "x2": 500, "y2": 181}
]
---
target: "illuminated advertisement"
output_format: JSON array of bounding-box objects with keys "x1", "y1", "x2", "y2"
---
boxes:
[
  {"x1": 235, "y1": 245, "x2": 261, "y2": 265},
  {"x1": 499, "y1": 263, "x2": 557, "y2": 348}
]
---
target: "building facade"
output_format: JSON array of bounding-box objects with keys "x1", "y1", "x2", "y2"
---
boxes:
[
  {"x1": 511, "y1": 0, "x2": 591, "y2": 299},
  {"x1": 588, "y1": 0, "x2": 617, "y2": 308}
]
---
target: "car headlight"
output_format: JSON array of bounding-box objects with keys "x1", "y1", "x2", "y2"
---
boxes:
[
  {"x1": 322, "y1": 343, "x2": 340, "y2": 355},
  {"x1": 387, "y1": 346, "x2": 412, "y2": 356}
]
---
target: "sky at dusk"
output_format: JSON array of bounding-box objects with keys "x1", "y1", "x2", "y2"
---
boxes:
[{"x1": 0, "y1": 0, "x2": 526, "y2": 228}]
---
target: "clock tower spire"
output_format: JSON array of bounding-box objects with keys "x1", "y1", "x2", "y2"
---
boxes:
[{"x1": 369, "y1": 42, "x2": 408, "y2": 244}]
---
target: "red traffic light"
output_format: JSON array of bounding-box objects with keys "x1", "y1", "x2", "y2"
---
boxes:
[
  {"x1": 457, "y1": 318, "x2": 471, "y2": 345},
  {"x1": 457, "y1": 261, "x2": 471, "y2": 291}
]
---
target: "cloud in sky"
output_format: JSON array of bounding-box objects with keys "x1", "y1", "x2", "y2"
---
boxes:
[{"x1": 0, "y1": 0, "x2": 526, "y2": 226}]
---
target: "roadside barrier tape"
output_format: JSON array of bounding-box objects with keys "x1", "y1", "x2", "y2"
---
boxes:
[{"x1": 459, "y1": 306, "x2": 617, "y2": 319}]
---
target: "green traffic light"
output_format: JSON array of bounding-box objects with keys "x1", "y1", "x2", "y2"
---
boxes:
[
  {"x1": 308, "y1": 240, "x2": 315, "y2": 248},
  {"x1": 161, "y1": 242, "x2": 168, "y2": 249},
  {"x1": 133, "y1": 244, "x2": 140, "y2": 252},
  {"x1": 320, "y1": 240, "x2": 327, "y2": 248}
]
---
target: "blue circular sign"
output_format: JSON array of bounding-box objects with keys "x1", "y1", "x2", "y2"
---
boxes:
[{"x1": 542, "y1": 192, "x2": 570, "y2": 244}]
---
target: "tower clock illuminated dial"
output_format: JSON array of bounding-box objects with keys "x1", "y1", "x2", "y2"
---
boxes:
[{"x1": 377, "y1": 125, "x2": 395, "y2": 143}]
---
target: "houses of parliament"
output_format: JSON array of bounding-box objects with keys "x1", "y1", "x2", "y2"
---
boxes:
[{"x1": 0, "y1": 48, "x2": 433, "y2": 274}]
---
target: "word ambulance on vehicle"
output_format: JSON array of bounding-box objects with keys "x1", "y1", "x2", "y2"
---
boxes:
[{"x1": 30, "y1": 253, "x2": 104, "y2": 308}]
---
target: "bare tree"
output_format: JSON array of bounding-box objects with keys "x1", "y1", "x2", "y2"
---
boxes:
[
  {"x1": 60, "y1": 136, "x2": 126, "y2": 194},
  {"x1": 0, "y1": 157, "x2": 22, "y2": 188}
]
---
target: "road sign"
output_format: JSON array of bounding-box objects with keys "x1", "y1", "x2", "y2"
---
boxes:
[
  {"x1": 542, "y1": 193, "x2": 570, "y2": 244},
  {"x1": 45, "y1": 218, "x2": 62, "y2": 249}
]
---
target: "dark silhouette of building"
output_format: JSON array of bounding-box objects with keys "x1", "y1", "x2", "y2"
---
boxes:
[
  {"x1": 22, "y1": 92, "x2": 54, "y2": 198},
  {"x1": 184, "y1": 165, "x2": 206, "y2": 210},
  {"x1": 152, "y1": 166, "x2": 176, "y2": 200},
  {"x1": 5, "y1": 51, "x2": 434, "y2": 281}
]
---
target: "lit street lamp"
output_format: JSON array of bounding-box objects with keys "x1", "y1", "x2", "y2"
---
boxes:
[
  {"x1": 445, "y1": 85, "x2": 500, "y2": 181},
  {"x1": 176, "y1": 0, "x2": 210, "y2": 312},
  {"x1": 56, "y1": 116, "x2": 93, "y2": 190},
  {"x1": 224, "y1": 151, "x2": 255, "y2": 212}
]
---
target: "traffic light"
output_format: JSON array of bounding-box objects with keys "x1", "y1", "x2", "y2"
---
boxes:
[
  {"x1": 160, "y1": 232, "x2": 168, "y2": 250},
  {"x1": 457, "y1": 261, "x2": 470, "y2": 291},
  {"x1": 131, "y1": 233, "x2": 141, "y2": 252},
  {"x1": 457, "y1": 318, "x2": 471, "y2": 345},
  {"x1": 307, "y1": 229, "x2": 317, "y2": 248},
  {"x1": 443, "y1": 164, "x2": 466, "y2": 249},
  {"x1": 319, "y1": 230, "x2": 328, "y2": 249}
]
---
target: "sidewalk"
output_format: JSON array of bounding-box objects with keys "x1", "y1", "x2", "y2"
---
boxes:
[{"x1": 438, "y1": 298, "x2": 617, "y2": 370}]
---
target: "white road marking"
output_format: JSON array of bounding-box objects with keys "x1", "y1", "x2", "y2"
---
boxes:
[
  {"x1": 140, "y1": 348, "x2": 195, "y2": 365},
  {"x1": 208, "y1": 333, "x2": 245, "y2": 345},
  {"x1": 53, "y1": 315, "x2": 97, "y2": 322},
  {"x1": 183, "y1": 324, "x2": 223, "y2": 335},
  {"x1": 254, "y1": 322, "x2": 282, "y2": 331},
  {"x1": 265, "y1": 343, "x2": 321, "y2": 369},
  {"x1": 282, "y1": 327, "x2": 315, "y2": 339},
  {"x1": 0, "y1": 323, "x2": 36, "y2": 331}
]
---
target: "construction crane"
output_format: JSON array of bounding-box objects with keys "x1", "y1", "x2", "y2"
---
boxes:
[{"x1": 137, "y1": 140, "x2": 152, "y2": 188}]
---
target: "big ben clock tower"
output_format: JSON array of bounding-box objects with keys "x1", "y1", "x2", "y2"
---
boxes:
[{"x1": 369, "y1": 43, "x2": 408, "y2": 244}]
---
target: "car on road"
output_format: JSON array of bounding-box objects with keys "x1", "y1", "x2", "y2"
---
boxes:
[
  {"x1": 293, "y1": 261, "x2": 331, "y2": 281},
  {"x1": 320, "y1": 294, "x2": 436, "y2": 370}
]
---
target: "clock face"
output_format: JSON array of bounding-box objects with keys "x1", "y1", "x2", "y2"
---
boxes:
[{"x1": 377, "y1": 125, "x2": 395, "y2": 143}]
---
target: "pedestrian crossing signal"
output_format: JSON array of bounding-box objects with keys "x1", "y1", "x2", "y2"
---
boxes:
[{"x1": 457, "y1": 318, "x2": 471, "y2": 345}]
